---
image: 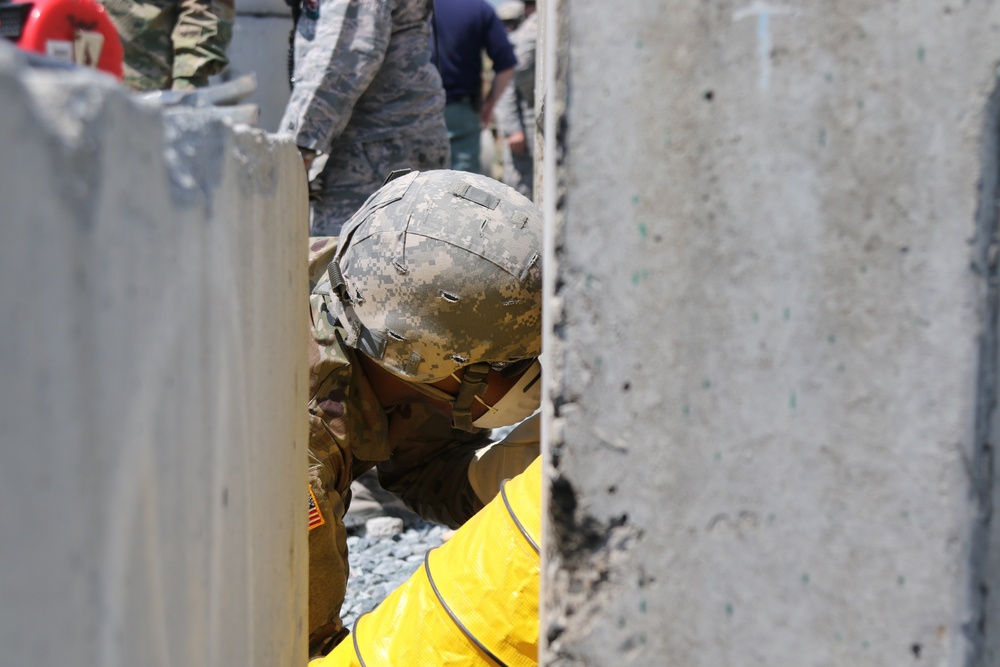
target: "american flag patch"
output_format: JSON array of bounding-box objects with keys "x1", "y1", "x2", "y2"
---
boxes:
[{"x1": 308, "y1": 485, "x2": 326, "y2": 531}]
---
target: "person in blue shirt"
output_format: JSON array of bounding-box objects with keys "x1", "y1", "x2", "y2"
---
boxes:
[{"x1": 432, "y1": 0, "x2": 516, "y2": 174}]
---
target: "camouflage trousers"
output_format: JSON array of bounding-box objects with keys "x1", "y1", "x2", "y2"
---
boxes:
[
  {"x1": 310, "y1": 133, "x2": 450, "y2": 237},
  {"x1": 99, "y1": 0, "x2": 233, "y2": 91}
]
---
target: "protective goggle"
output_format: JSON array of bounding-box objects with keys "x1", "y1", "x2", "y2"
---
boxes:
[{"x1": 403, "y1": 358, "x2": 541, "y2": 431}]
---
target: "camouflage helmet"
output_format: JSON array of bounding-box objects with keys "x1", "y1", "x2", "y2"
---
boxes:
[{"x1": 327, "y1": 169, "x2": 543, "y2": 385}]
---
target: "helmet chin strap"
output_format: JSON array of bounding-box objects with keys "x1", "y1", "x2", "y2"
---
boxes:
[
  {"x1": 449, "y1": 362, "x2": 490, "y2": 431},
  {"x1": 400, "y1": 361, "x2": 491, "y2": 432}
]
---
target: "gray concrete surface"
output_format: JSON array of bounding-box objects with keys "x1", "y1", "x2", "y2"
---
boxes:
[
  {"x1": 0, "y1": 42, "x2": 310, "y2": 667},
  {"x1": 541, "y1": 1, "x2": 1000, "y2": 665}
]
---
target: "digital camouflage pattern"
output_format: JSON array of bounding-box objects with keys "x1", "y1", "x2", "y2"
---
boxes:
[
  {"x1": 282, "y1": 0, "x2": 445, "y2": 150},
  {"x1": 304, "y1": 174, "x2": 544, "y2": 647},
  {"x1": 327, "y1": 169, "x2": 543, "y2": 383},
  {"x1": 281, "y1": 0, "x2": 449, "y2": 235},
  {"x1": 311, "y1": 132, "x2": 449, "y2": 236},
  {"x1": 306, "y1": 231, "x2": 509, "y2": 647},
  {"x1": 306, "y1": 236, "x2": 386, "y2": 643},
  {"x1": 100, "y1": 0, "x2": 234, "y2": 90}
]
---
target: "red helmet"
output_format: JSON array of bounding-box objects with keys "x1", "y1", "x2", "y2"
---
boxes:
[{"x1": 1, "y1": 0, "x2": 123, "y2": 79}]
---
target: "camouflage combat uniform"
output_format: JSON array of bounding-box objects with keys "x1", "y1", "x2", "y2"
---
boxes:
[
  {"x1": 494, "y1": 10, "x2": 537, "y2": 200},
  {"x1": 306, "y1": 236, "x2": 491, "y2": 647},
  {"x1": 281, "y1": 0, "x2": 449, "y2": 236},
  {"x1": 99, "y1": 0, "x2": 234, "y2": 90}
]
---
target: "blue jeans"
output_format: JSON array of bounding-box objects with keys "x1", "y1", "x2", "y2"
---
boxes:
[{"x1": 445, "y1": 101, "x2": 482, "y2": 174}]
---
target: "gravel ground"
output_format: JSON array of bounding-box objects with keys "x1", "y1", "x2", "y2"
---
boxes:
[
  {"x1": 340, "y1": 519, "x2": 450, "y2": 629},
  {"x1": 340, "y1": 423, "x2": 520, "y2": 628}
]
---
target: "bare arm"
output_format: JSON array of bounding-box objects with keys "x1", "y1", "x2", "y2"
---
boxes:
[{"x1": 480, "y1": 66, "x2": 514, "y2": 127}]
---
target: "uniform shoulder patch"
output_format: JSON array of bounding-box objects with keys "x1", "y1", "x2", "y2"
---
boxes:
[{"x1": 308, "y1": 485, "x2": 326, "y2": 531}]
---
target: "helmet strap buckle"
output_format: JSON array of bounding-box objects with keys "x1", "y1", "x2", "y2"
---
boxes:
[{"x1": 451, "y1": 362, "x2": 490, "y2": 431}]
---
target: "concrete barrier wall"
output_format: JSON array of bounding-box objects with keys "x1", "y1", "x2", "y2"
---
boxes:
[
  {"x1": 0, "y1": 43, "x2": 310, "y2": 666},
  {"x1": 542, "y1": 1, "x2": 1000, "y2": 665}
]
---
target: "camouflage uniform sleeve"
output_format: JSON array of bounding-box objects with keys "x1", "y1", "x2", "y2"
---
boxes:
[
  {"x1": 170, "y1": 0, "x2": 235, "y2": 89},
  {"x1": 375, "y1": 413, "x2": 492, "y2": 528},
  {"x1": 280, "y1": 0, "x2": 394, "y2": 153},
  {"x1": 309, "y1": 237, "x2": 340, "y2": 289},
  {"x1": 306, "y1": 238, "x2": 392, "y2": 641}
]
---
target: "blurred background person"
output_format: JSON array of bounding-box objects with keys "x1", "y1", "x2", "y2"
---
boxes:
[
  {"x1": 99, "y1": 0, "x2": 234, "y2": 90},
  {"x1": 280, "y1": 0, "x2": 449, "y2": 236},
  {"x1": 494, "y1": 0, "x2": 536, "y2": 200},
  {"x1": 432, "y1": 0, "x2": 515, "y2": 174}
]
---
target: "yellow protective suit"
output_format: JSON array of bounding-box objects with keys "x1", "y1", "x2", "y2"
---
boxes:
[{"x1": 311, "y1": 456, "x2": 542, "y2": 667}]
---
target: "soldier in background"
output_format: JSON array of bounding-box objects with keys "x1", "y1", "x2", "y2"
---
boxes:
[
  {"x1": 281, "y1": 0, "x2": 449, "y2": 236},
  {"x1": 494, "y1": 0, "x2": 537, "y2": 201},
  {"x1": 304, "y1": 169, "x2": 543, "y2": 655},
  {"x1": 99, "y1": 0, "x2": 234, "y2": 90}
]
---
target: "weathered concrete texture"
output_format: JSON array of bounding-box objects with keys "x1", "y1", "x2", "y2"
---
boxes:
[
  {"x1": 542, "y1": 2, "x2": 1000, "y2": 665},
  {"x1": 0, "y1": 43, "x2": 310, "y2": 666}
]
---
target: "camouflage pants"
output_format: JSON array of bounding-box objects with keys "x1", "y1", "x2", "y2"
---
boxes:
[
  {"x1": 310, "y1": 133, "x2": 449, "y2": 237},
  {"x1": 99, "y1": 0, "x2": 233, "y2": 91}
]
